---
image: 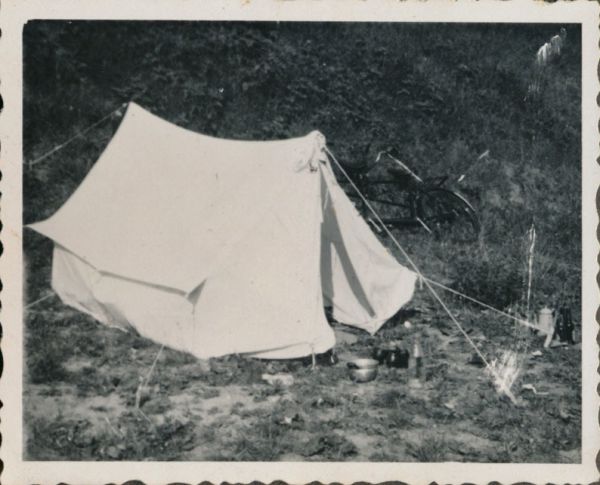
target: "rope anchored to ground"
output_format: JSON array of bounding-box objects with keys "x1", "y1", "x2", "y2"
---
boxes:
[{"x1": 325, "y1": 146, "x2": 520, "y2": 405}]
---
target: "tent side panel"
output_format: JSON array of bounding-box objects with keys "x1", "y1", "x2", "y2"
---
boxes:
[
  {"x1": 51, "y1": 245, "x2": 201, "y2": 356},
  {"x1": 320, "y1": 164, "x2": 416, "y2": 334},
  {"x1": 51, "y1": 245, "x2": 111, "y2": 325}
]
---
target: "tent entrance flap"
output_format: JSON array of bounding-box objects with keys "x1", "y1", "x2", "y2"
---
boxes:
[
  {"x1": 320, "y1": 173, "x2": 376, "y2": 319},
  {"x1": 319, "y1": 161, "x2": 417, "y2": 334}
]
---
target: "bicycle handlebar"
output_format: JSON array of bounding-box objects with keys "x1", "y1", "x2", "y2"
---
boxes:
[{"x1": 377, "y1": 151, "x2": 423, "y2": 184}]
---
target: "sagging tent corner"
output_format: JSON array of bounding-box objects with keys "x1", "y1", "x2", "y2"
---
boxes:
[{"x1": 28, "y1": 102, "x2": 416, "y2": 360}]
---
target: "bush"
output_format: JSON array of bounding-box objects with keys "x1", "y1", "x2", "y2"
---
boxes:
[{"x1": 449, "y1": 246, "x2": 523, "y2": 309}]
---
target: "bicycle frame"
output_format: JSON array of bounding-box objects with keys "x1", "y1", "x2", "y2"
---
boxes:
[{"x1": 347, "y1": 150, "x2": 480, "y2": 240}]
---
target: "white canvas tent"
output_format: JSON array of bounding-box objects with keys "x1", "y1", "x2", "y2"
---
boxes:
[{"x1": 29, "y1": 102, "x2": 416, "y2": 359}]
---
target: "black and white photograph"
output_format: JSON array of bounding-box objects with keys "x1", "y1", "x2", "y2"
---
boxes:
[{"x1": 1, "y1": 1, "x2": 598, "y2": 483}]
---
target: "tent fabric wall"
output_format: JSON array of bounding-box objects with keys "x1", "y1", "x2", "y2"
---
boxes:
[
  {"x1": 320, "y1": 166, "x2": 417, "y2": 334},
  {"x1": 52, "y1": 244, "x2": 336, "y2": 359},
  {"x1": 30, "y1": 102, "x2": 415, "y2": 360}
]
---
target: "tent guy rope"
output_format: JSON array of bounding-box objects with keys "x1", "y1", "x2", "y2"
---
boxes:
[
  {"x1": 27, "y1": 102, "x2": 128, "y2": 168},
  {"x1": 325, "y1": 146, "x2": 520, "y2": 404},
  {"x1": 24, "y1": 291, "x2": 56, "y2": 310},
  {"x1": 525, "y1": 223, "x2": 537, "y2": 320},
  {"x1": 423, "y1": 277, "x2": 537, "y2": 330}
]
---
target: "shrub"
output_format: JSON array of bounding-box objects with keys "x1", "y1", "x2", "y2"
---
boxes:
[{"x1": 449, "y1": 246, "x2": 523, "y2": 309}]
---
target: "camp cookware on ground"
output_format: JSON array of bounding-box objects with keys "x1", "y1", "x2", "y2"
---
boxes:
[
  {"x1": 386, "y1": 348, "x2": 410, "y2": 368},
  {"x1": 347, "y1": 358, "x2": 379, "y2": 383},
  {"x1": 372, "y1": 341, "x2": 409, "y2": 368},
  {"x1": 534, "y1": 307, "x2": 557, "y2": 347}
]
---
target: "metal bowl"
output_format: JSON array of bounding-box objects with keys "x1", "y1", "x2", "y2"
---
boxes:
[
  {"x1": 347, "y1": 358, "x2": 379, "y2": 383},
  {"x1": 347, "y1": 358, "x2": 379, "y2": 369},
  {"x1": 349, "y1": 366, "x2": 378, "y2": 383}
]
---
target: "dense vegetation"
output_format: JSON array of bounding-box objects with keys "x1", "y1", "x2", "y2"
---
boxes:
[{"x1": 22, "y1": 21, "x2": 582, "y2": 462}]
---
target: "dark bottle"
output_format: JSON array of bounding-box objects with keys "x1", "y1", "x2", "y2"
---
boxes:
[
  {"x1": 409, "y1": 335, "x2": 424, "y2": 387},
  {"x1": 414, "y1": 337, "x2": 423, "y2": 379},
  {"x1": 559, "y1": 306, "x2": 575, "y2": 344},
  {"x1": 395, "y1": 347, "x2": 410, "y2": 369},
  {"x1": 372, "y1": 347, "x2": 388, "y2": 365}
]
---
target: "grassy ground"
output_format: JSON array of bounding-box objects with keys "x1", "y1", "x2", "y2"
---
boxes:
[
  {"x1": 24, "y1": 284, "x2": 581, "y2": 462},
  {"x1": 23, "y1": 21, "x2": 582, "y2": 462}
]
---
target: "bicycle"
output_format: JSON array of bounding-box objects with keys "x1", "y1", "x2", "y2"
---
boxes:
[{"x1": 345, "y1": 149, "x2": 481, "y2": 243}]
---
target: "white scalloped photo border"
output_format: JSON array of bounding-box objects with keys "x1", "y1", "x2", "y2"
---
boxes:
[{"x1": 0, "y1": 1, "x2": 598, "y2": 484}]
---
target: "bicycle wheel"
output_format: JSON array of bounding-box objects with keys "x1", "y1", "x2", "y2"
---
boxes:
[{"x1": 416, "y1": 188, "x2": 480, "y2": 242}]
